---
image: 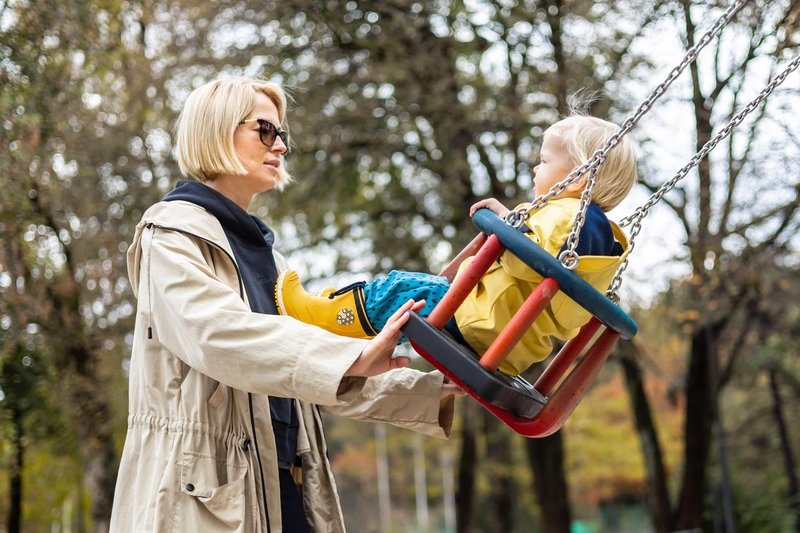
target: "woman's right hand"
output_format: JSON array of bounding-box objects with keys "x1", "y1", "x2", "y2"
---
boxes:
[{"x1": 344, "y1": 299, "x2": 424, "y2": 377}]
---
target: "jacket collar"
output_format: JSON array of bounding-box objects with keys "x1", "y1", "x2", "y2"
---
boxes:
[
  {"x1": 163, "y1": 180, "x2": 275, "y2": 248},
  {"x1": 138, "y1": 199, "x2": 237, "y2": 259}
]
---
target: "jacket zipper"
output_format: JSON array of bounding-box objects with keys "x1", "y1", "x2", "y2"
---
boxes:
[{"x1": 143, "y1": 222, "x2": 271, "y2": 531}]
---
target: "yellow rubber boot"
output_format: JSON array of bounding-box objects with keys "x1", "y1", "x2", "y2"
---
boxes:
[{"x1": 275, "y1": 270, "x2": 377, "y2": 339}]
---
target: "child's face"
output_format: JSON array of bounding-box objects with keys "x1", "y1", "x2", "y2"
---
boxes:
[{"x1": 533, "y1": 132, "x2": 576, "y2": 199}]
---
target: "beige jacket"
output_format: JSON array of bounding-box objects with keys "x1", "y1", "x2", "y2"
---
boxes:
[{"x1": 110, "y1": 200, "x2": 453, "y2": 532}]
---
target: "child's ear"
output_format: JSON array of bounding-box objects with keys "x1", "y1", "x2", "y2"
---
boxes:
[{"x1": 565, "y1": 173, "x2": 588, "y2": 194}]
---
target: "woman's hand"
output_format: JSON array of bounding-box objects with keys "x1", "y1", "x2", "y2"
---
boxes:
[
  {"x1": 469, "y1": 198, "x2": 510, "y2": 218},
  {"x1": 345, "y1": 299, "x2": 425, "y2": 377},
  {"x1": 440, "y1": 377, "x2": 466, "y2": 399}
]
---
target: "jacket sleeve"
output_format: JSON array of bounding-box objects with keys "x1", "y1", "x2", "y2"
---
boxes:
[
  {"x1": 324, "y1": 368, "x2": 454, "y2": 438},
  {"x1": 145, "y1": 225, "x2": 368, "y2": 406},
  {"x1": 498, "y1": 202, "x2": 576, "y2": 281}
]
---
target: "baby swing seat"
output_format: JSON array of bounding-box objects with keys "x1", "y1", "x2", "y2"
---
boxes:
[{"x1": 402, "y1": 208, "x2": 638, "y2": 437}]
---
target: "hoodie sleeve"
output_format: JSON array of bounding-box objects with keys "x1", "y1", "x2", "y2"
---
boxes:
[{"x1": 144, "y1": 224, "x2": 368, "y2": 406}]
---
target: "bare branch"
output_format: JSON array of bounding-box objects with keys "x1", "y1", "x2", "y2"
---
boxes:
[
  {"x1": 597, "y1": 0, "x2": 669, "y2": 86},
  {"x1": 719, "y1": 66, "x2": 773, "y2": 232},
  {"x1": 474, "y1": 141, "x2": 504, "y2": 199},
  {"x1": 727, "y1": 181, "x2": 800, "y2": 241}
]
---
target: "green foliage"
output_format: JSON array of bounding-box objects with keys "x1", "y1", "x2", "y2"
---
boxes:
[
  {"x1": 238, "y1": 0, "x2": 661, "y2": 280},
  {"x1": 2, "y1": 1, "x2": 799, "y2": 531}
]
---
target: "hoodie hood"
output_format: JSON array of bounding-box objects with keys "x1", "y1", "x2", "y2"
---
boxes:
[{"x1": 163, "y1": 179, "x2": 275, "y2": 248}]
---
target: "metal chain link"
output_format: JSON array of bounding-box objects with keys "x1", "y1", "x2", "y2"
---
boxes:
[
  {"x1": 606, "y1": 53, "x2": 800, "y2": 300},
  {"x1": 505, "y1": 0, "x2": 750, "y2": 270},
  {"x1": 558, "y1": 163, "x2": 602, "y2": 270}
]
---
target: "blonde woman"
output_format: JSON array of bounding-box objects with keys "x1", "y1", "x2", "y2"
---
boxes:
[
  {"x1": 277, "y1": 115, "x2": 638, "y2": 377},
  {"x1": 110, "y1": 77, "x2": 460, "y2": 532}
]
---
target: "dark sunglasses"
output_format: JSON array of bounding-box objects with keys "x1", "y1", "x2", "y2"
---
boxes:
[{"x1": 239, "y1": 118, "x2": 289, "y2": 150}]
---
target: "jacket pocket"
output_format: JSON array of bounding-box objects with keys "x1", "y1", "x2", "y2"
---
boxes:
[
  {"x1": 177, "y1": 451, "x2": 249, "y2": 531},
  {"x1": 207, "y1": 381, "x2": 230, "y2": 410}
]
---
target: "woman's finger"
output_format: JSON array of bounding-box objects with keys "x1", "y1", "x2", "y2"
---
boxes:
[
  {"x1": 385, "y1": 298, "x2": 416, "y2": 324},
  {"x1": 382, "y1": 299, "x2": 425, "y2": 334},
  {"x1": 389, "y1": 356, "x2": 411, "y2": 370}
]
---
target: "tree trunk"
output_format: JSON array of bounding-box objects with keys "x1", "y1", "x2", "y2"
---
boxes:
[
  {"x1": 482, "y1": 412, "x2": 514, "y2": 532},
  {"x1": 375, "y1": 423, "x2": 391, "y2": 533},
  {"x1": 769, "y1": 368, "x2": 800, "y2": 533},
  {"x1": 64, "y1": 342, "x2": 118, "y2": 533},
  {"x1": 674, "y1": 325, "x2": 716, "y2": 530},
  {"x1": 544, "y1": 0, "x2": 569, "y2": 111},
  {"x1": 8, "y1": 402, "x2": 23, "y2": 533},
  {"x1": 456, "y1": 402, "x2": 479, "y2": 532},
  {"x1": 413, "y1": 434, "x2": 429, "y2": 531},
  {"x1": 526, "y1": 432, "x2": 571, "y2": 533},
  {"x1": 618, "y1": 343, "x2": 670, "y2": 533}
]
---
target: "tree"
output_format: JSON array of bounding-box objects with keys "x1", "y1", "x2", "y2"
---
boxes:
[
  {"x1": 618, "y1": 1, "x2": 800, "y2": 529},
  {"x1": 0, "y1": 0, "x2": 181, "y2": 528}
]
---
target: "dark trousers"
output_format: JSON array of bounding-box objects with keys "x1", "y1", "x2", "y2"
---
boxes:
[{"x1": 278, "y1": 467, "x2": 310, "y2": 532}]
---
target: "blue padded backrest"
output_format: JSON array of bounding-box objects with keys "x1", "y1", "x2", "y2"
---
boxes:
[{"x1": 471, "y1": 208, "x2": 637, "y2": 339}]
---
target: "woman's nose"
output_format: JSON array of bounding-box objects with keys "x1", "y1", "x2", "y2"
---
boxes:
[{"x1": 271, "y1": 136, "x2": 288, "y2": 155}]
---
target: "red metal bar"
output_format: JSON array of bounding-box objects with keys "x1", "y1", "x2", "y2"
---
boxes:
[
  {"x1": 534, "y1": 317, "x2": 604, "y2": 397},
  {"x1": 438, "y1": 232, "x2": 488, "y2": 282},
  {"x1": 479, "y1": 277, "x2": 561, "y2": 372},
  {"x1": 525, "y1": 328, "x2": 621, "y2": 436},
  {"x1": 427, "y1": 234, "x2": 504, "y2": 329}
]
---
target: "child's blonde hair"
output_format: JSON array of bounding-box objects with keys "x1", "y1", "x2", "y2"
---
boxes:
[
  {"x1": 546, "y1": 115, "x2": 638, "y2": 211},
  {"x1": 174, "y1": 77, "x2": 292, "y2": 189}
]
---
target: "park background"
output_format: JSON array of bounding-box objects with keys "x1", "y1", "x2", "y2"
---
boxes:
[{"x1": 1, "y1": 0, "x2": 799, "y2": 531}]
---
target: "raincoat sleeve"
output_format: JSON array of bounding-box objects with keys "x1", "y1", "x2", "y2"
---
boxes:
[
  {"x1": 326, "y1": 369, "x2": 454, "y2": 438},
  {"x1": 498, "y1": 202, "x2": 576, "y2": 281},
  {"x1": 144, "y1": 224, "x2": 368, "y2": 406}
]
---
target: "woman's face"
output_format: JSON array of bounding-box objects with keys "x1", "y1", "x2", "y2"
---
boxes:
[{"x1": 232, "y1": 92, "x2": 288, "y2": 194}]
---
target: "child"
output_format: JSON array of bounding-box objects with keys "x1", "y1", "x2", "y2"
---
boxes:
[{"x1": 275, "y1": 115, "x2": 637, "y2": 376}]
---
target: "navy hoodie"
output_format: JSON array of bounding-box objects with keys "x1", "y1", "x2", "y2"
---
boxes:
[
  {"x1": 163, "y1": 179, "x2": 299, "y2": 467},
  {"x1": 558, "y1": 203, "x2": 623, "y2": 257}
]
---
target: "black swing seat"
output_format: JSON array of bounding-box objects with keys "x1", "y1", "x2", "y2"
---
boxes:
[{"x1": 403, "y1": 312, "x2": 548, "y2": 418}]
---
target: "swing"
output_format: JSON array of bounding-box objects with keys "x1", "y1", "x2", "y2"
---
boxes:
[
  {"x1": 401, "y1": 0, "x2": 800, "y2": 437},
  {"x1": 403, "y1": 209, "x2": 637, "y2": 437}
]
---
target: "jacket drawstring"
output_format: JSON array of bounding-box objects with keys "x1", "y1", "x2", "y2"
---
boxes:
[{"x1": 146, "y1": 224, "x2": 154, "y2": 340}]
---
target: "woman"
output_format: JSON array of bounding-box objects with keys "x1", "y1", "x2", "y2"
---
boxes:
[{"x1": 110, "y1": 77, "x2": 459, "y2": 532}]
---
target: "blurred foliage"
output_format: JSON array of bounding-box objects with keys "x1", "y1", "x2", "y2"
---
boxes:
[{"x1": 1, "y1": 0, "x2": 799, "y2": 532}]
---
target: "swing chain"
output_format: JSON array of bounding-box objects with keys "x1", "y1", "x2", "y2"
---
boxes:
[
  {"x1": 607, "y1": 52, "x2": 800, "y2": 301},
  {"x1": 559, "y1": 164, "x2": 602, "y2": 270},
  {"x1": 505, "y1": 0, "x2": 750, "y2": 269}
]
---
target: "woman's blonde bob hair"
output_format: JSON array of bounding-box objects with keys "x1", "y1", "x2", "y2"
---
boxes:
[
  {"x1": 546, "y1": 115, "x2": 638, "y2": 211},
  {"x1": 174, "y1": 77, "x2": 292, "y2": 189}
]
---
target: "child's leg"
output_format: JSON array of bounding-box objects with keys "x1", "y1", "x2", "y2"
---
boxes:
[
  {"x1": 364, "y1": 270, "x2": 471, "y2": 346},
  {"x1": 363, "y1": 271, "x2": 449, "y2": 330},
  {"x1": 276, "y1": 269, "x2": 470, "y2": 346}
]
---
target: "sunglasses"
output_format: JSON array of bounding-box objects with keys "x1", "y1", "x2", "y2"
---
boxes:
[{"x1": 239, "y1": 118, "x2": 289, "y2": 150}]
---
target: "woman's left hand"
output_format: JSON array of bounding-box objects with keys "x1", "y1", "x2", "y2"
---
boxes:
[
  {"x1": 344, "y1": 299, "x2": 424, "y2": 377},
  {"x1": 440, "y1": 377, "x2": 466, "y2": 399}
]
